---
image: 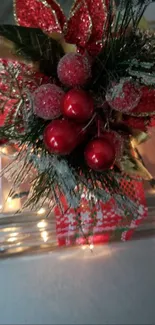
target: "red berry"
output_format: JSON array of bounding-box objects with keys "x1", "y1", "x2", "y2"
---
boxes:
[
  {"x1": 101, "y1": 131, "x2": 124, "y2": 162},
  {"x1": 62, "y1": 89, "x2": 94, "y2": 122},
  {"x1": 43, "y1": 120, "x2": 78, "y2": 155},
  {"x1": 33, "y1": 84, "x2": 64, "y2": 120},
  {"x1": 0, "y1": 139, "x2": 8, "y2": 146},
  {"x1": 85, "y1": 138, "x2": 116, "y2": 171},
  {"x1": 132, "y1": 86, "x2": 155, "y2": 115},
  {"x1": 57, "y1": 53, "x2": 91, "y2": 87},
  {"x1": 106, "y1": 78, "x2": 141, "y2": 113}
]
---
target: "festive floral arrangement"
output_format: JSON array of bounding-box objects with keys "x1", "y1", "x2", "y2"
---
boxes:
[{"x1": 0, "y1": 0, "x2": 154, "y2": 246}]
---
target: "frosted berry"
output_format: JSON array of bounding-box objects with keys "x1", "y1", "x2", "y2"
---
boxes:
[
  {"x1": 33, "y1": 84, "x2": 64, "y2": 120},
  {"x1": 106, "y1": 78, "x2": 141, "y2": 113},
  {"x1": 57, "y1": 53, "x2": 91, "y2": 87}
]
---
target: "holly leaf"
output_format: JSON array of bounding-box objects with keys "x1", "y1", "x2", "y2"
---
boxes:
[{"x1": 0, "y1": 25, "x2": 64, "y2": 76}]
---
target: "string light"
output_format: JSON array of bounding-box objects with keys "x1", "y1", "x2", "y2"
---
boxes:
[
  {"x1": 89, "y1": 244, "x2": 94, "y2": 251},
  {"x1": 8, "y1": 237, "x2": 17, "y2": 243},
  {"x1": 37, "y1": 208, "x2": 46, "y2": 215},
  {"x1": 10, "y1": 232, "x2": 19, "y2": 237},
  {"x1": 41, "y1": 231, "x2": 48, "y2": 242},
  {"x1": 37, "y1": 220, "x2": 47, "y2": 229},
  {"x1": 81, "y1": 244, "x2": 94, "y2": 251},
  {"x1": 7, "y1": 197, "x2": 12, "y2": 203}
]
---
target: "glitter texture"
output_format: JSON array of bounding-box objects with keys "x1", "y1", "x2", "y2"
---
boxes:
[
  {"x1": 14, "y1": 0, "x2": 62, "y2": 33},
  {"x1": 86, "y1": 0, "x2": 108, "y2": 55},
  {"x1": 65, "y1": 0, "x2": 92, "y2": 49},
  {"x1": 0, "y1": 59, "x2": 50, "y2": 126},
  {"x1": 33, "y1": 84, "x2": 64, "y2": 120},
  {"x1": 129, "y1": 86, "x2": 155, "y2": 117},
  {"x1": 14, "y1": 0, "x2": 110, "y2": 55},
  {"x1": 106, "y1": 78, "x2": 142, "y2": 113},
  {"x1": 46, "y1": 0, "x2": 66, "y2": 29},
  {"x1": 57, "y1": 53, "x2": 91, "y2": 87}
]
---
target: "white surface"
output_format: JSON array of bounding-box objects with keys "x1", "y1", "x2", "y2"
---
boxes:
[{"x1": 0, "y1": 239, "x2": 155, "y2": 324}]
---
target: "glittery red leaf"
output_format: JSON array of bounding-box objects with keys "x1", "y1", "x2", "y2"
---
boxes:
[
  {"x1": 45, "y1": 0, "x2": 66, "y2": 29},
  {"x1": 131, "y1": 87, "x2": 155, "y2": 116},
  {"x1": 85, "y1": 0, "x2": 108, "y2": 55},
  {"x1": 65, "y1": 0, "x2": 92, "y2": 49},
  {"x1": 14, "y1": 0, "x2": 62, "y2": 33},
  {"x1": 0, "y1": 59, "x2": 50, "y2": 127}
]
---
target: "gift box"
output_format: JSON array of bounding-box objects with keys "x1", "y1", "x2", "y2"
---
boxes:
[{"x1": 55, "y1": 179, "x2": 147, "y2": 247}]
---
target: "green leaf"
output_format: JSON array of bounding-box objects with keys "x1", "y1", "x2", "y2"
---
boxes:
[{"x1": 0, "y1": 25, "x2": 64, "y2": 76}]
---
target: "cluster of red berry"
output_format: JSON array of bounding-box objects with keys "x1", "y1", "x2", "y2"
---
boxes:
[{"x1": 33, "y1": 52, "x2": 117, "y2": 171}]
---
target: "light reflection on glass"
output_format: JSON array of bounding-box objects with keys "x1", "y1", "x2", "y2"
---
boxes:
[
  {"x1": 37, "y1": 208, "x2": 46, "y2": 215},
  {"x1": 37, "y1": 220, "x2": 47, "y2": 229},
  {"x1": 7, "y1": 237, "x2": 17, "y2": 243},
  {"x1": 41, "y1": 231, "x2": 48, "y2": 242},
  {"x1": 10, "y1": 232, "x2": 19, "y2": 237}
]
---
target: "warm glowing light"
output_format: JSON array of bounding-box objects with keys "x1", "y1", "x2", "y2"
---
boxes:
[
  {"x1": 0, "y1": 147, "x2": 7, "y2": 155},
  {"x1": 2, "y1": 227, "x2": 18, "y2": 233},
  {"x1": 7, "y1": 197, "x2": 12, "y2": 203},
  {"x1": 131, "y1": 139, "x2": 136, "y2": 148},
  {"x1": 10, "y1": 233, "x2": 18, "y2": 237},
  {"x1": 41, "y1": 231, "x2": 48, "y2": 242},
  {"x1": 37, "y1": 208, "x2": 46, "y2": 215},
  {"x1": 82, "y1": 245, "x2": 86, "y2": 250},
  {"x1": 37, "y1": 220, "x2": 47, "y2": 229},
  {"x1": 89, "y1": 244, "x2": 94, "y2": 250},
  {"x1": 8, "y1": 237, "x2": 17, "y2": 243}
]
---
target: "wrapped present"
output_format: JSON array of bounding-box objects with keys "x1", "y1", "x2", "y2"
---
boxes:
[{"x1": 55, "y1": 179, "x2": 147, "y2": 247}]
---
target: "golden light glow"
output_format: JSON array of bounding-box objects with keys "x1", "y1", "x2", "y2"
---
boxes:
[
  {"x1": 10, "y1": 232, "x2": 18, "y2": 237},
  {"x1": 41, "y1": 231, "x2": 48, "y2": 243},
  {"x1": 7, "y1": 197, "x2": 12, "y2": 203},
  {"x1": 0, "y1": 147, "x2": 7, "y2": 155},
  {"x1": 37, "y1": 220, "x2": 47, "y2": 229},
  {"x1": 2, "y1": 227, "x2": 18, "y2": 233},
  {"x1": 89, "y1": 244, "x2": 94, "y2": 250},
  {"x1": 37, "y1": 208, "x2": 46, "y2": 215},
  {"x1": 8, "y1": 236, "x2": 17, "y2": 243}
]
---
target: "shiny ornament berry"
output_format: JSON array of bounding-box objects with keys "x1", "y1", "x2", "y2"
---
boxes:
[
  {"x1": 43, "y1": 120, "x2": 78, "y2": 155},
  {"x1": 33, "y1": 84, "x2": 64, "y2": 120},
  {"x1": 106, "y1": 78, "x2": 141, "y2": 113},
  {"x1": 57, "y1": 53, "x2": 91, "y2": 87},
  {"x1": 85, "y1": 137, "x2": 116, "y2": 171},
  {"x1": 62, "y1": 89, "x2": 94, "y2": 122}
]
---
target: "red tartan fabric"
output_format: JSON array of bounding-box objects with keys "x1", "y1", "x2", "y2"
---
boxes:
[{"x1": 54, "y1": 180, "x2": 147, "y2": 246}]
